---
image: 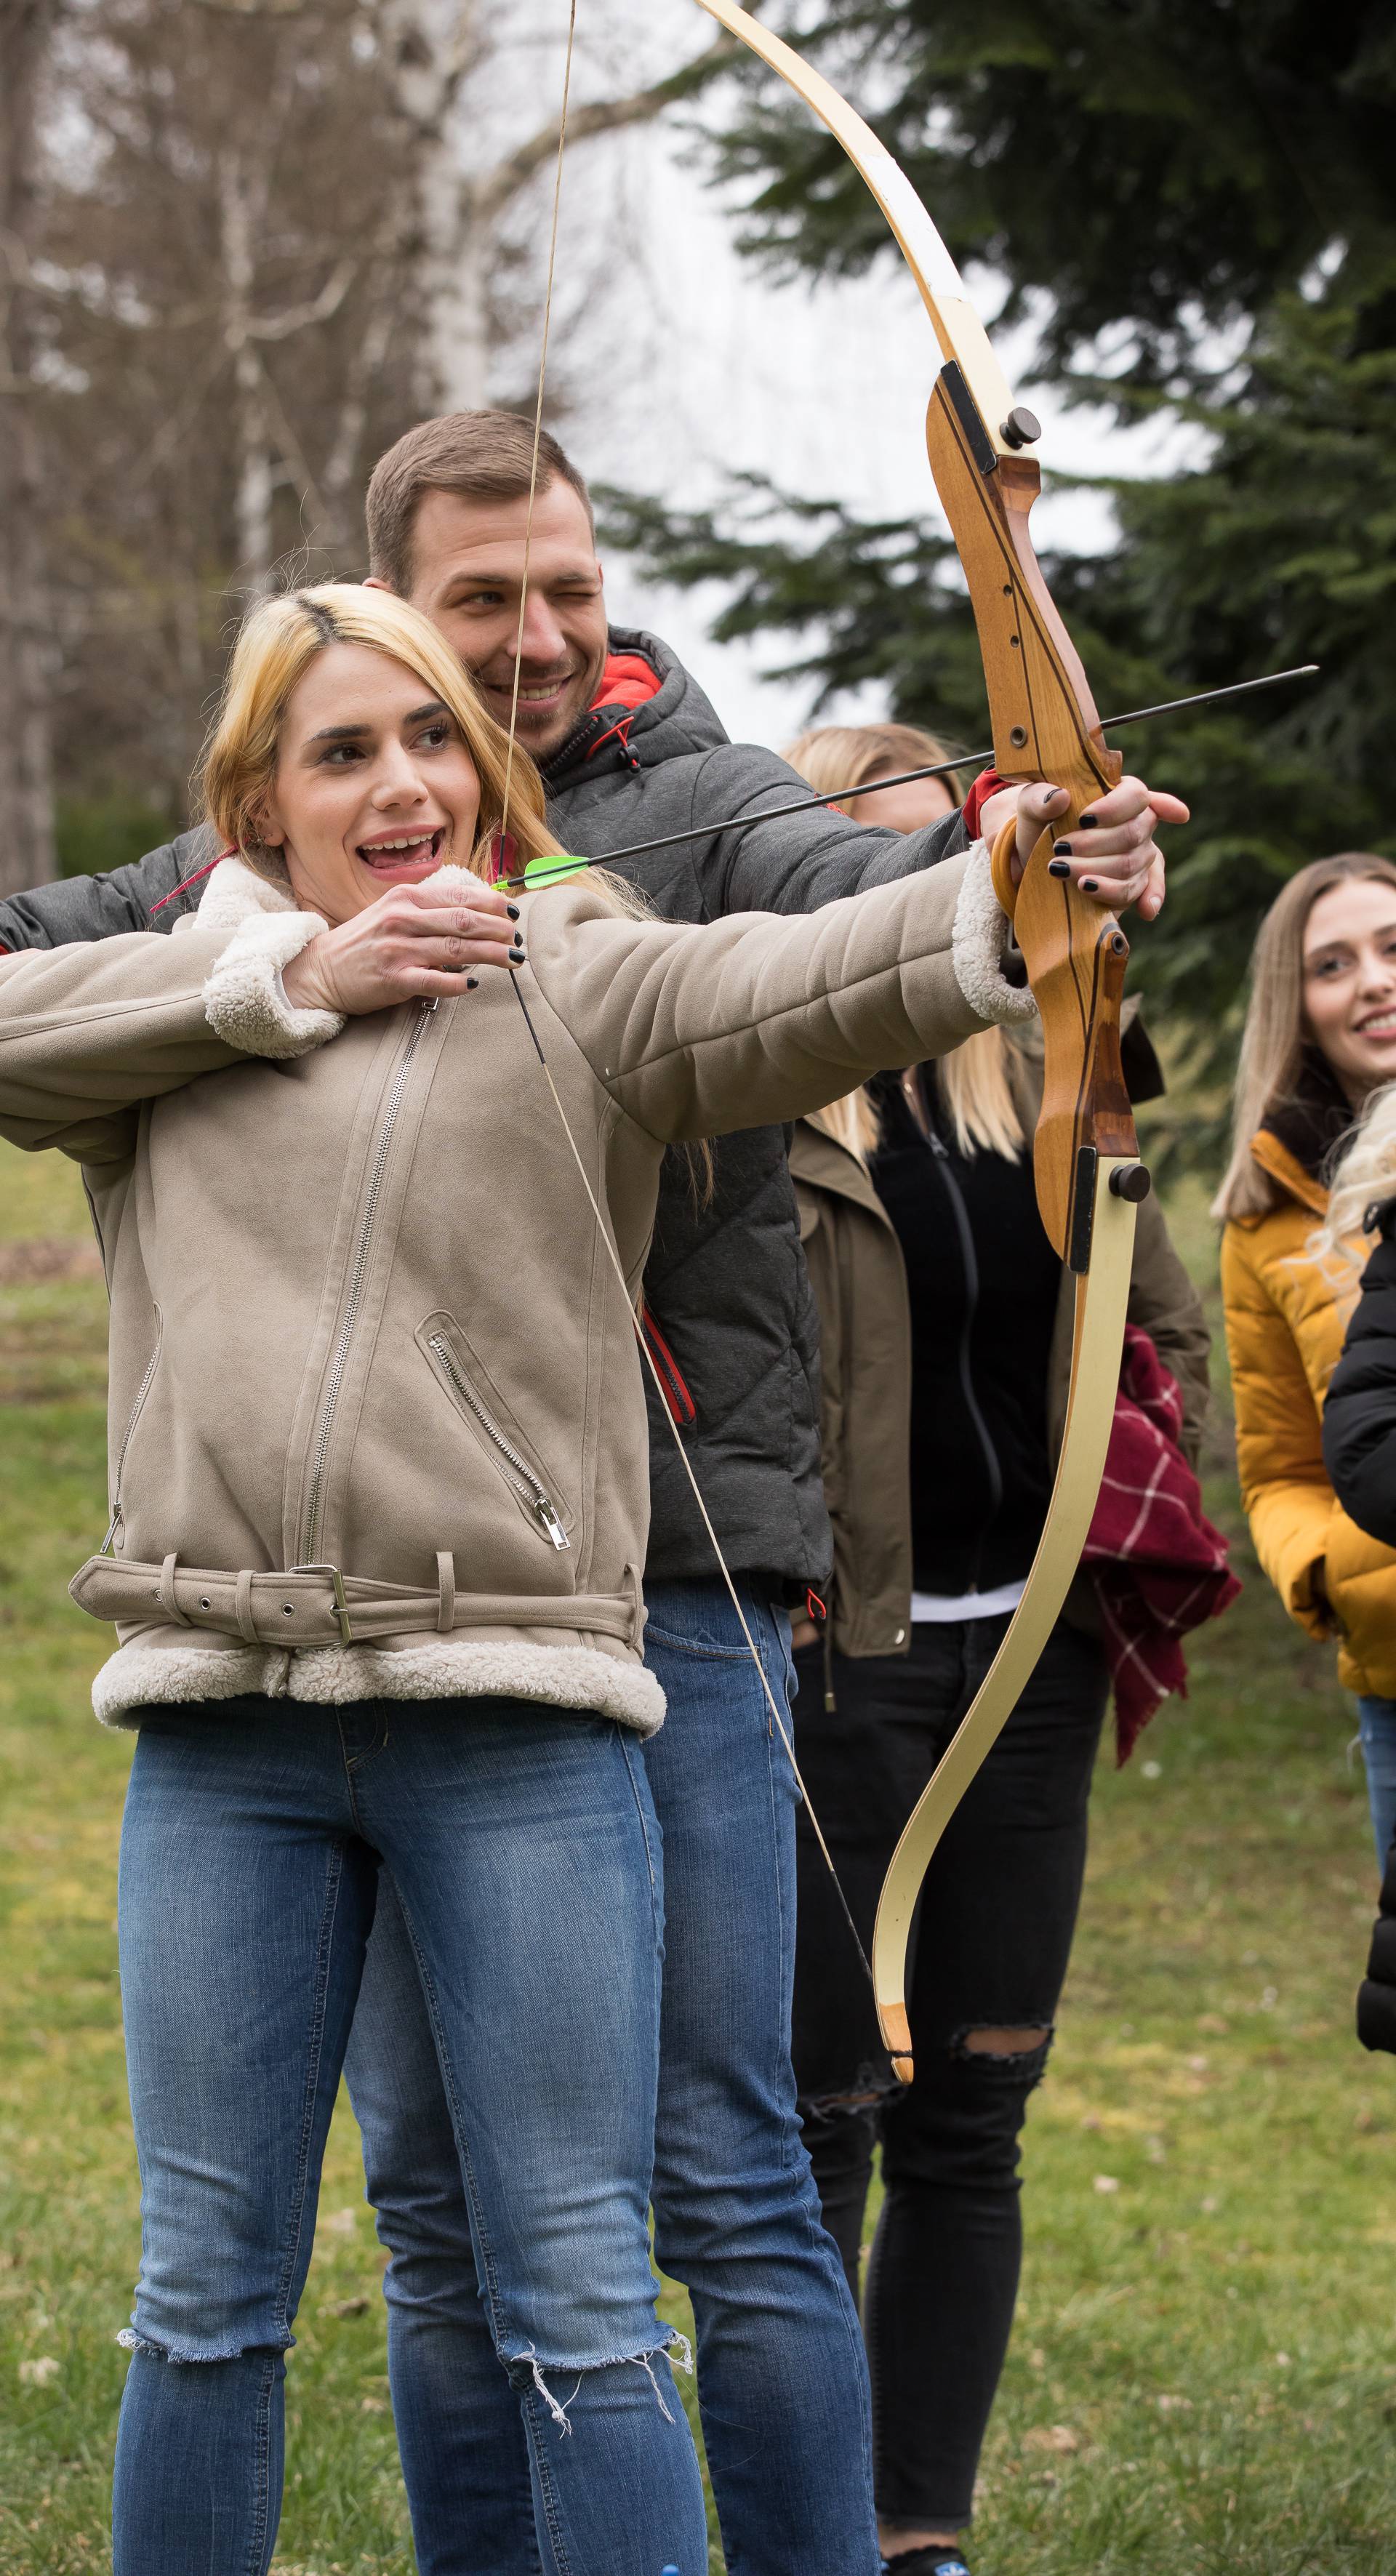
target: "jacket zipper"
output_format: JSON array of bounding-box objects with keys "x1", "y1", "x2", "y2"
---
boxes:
[
  {"x1": 427, "y1": 1333, "x2": 570, "y2": 1549},
  {"x1": 101, "y1": 1325, "x2": 163, "y2": 1553},
  {"x1": 301, "y1": 1000, "x2": 437, "y2": 1565},
  {"x1": 924, "y1": 1114, "x2": 1004, "y2": 1557}
]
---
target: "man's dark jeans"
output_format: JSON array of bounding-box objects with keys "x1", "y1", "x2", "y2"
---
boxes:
[{"x1": 791, "y1": 1611, "x2": 1108, "y2": 2532}]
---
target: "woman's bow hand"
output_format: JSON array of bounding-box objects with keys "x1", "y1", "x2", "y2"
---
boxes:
[
  {"x1": 978, "y1": 776, "x2": 1190, "y2": 926},
  {"x1": 281, "y1": 879, "x2": 524, "y2": 1016}
]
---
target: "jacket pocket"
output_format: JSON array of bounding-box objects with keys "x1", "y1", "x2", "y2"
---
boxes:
[
  {"x1": 103, "y1": 1304, "x2": 164, "y2": 1553},
  {"x1": 418, "y1": 1312, "x2": 572, "y2": 1552}
]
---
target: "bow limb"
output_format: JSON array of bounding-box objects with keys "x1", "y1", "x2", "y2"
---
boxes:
[
  {"x1": 687, "y1": 0, "x2": 1152, "y2": 2081},
  {"x1": 873, "y1": 1112, "x2": 1139, "y2": 2079}
]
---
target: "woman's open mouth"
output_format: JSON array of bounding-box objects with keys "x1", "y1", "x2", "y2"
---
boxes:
[{"x1": 356, "y1": 826, "x2": 447, "y2": 882}]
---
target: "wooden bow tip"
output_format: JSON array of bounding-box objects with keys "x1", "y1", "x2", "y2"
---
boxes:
[{"x1": 880, "y1": 1999, "x2": 915, "y2": 2085}]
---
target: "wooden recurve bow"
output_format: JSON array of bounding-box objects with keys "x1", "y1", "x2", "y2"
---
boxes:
[{"x1": 687, "y1": 0, "x2": 1152, "y2": 2081}]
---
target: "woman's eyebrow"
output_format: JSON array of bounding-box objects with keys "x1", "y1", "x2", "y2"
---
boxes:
[
  {"x1": 304, "y1": 702, "x2": 446, "y2": 747},
  {"x1": 1308, "y1": 923, "x2": 1396, "y2": 960}
]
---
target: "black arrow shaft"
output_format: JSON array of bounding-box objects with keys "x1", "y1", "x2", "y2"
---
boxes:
[{"x1": 503, "y1": 662, "x2": 1317, "y2": 890}]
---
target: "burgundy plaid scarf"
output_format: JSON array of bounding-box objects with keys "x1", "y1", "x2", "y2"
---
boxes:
[{"x1": 1083, "y1": 1325, "x2": 1240, "y2": 1761}]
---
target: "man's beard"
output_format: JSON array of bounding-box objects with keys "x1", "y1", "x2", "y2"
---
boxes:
[{"x1": 476, "y1": 654, "x2": 605, "y2": 759}]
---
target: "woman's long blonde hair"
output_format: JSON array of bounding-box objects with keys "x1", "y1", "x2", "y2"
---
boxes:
[
  {"x1": 782, "y1": 720, "x2": 967, "y2": 817},
  {"x1": 782, "y1": 721, "x2": 1024, "y2": 1163},
  {"x1": 198, "y1": 582, "x2": 563, "y2": 883},
  {"x1": 1211, "y1": 853, "x2": 1396, "y2": 1224},
  {"x1": 1317, "y1": 1083, "x2": 1396, "y2": 1267}
]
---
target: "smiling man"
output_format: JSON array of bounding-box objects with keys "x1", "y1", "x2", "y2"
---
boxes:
[
  {"x1": 0, "y1": 409, "x2": 1180, "y2": 2576},
  {"x1": 373, "y1": 462, "x2": 611, "y2": 754}
]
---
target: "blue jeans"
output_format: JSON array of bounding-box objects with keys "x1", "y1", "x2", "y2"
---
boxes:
[
  {"x1": 1358, "y1": 1694, "x2": 1396, "y2": 1868},
  {"x1": 344, "y1": 1581, "x2": 878, "y2": 2576},
  {"x1": 113, "y1": 1695, "x2": 708, "y2": 2576}
]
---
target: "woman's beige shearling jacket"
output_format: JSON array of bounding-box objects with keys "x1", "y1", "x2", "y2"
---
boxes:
[{"x1": 0, "y1": 848, "x2": 1017, "y2": 1733}]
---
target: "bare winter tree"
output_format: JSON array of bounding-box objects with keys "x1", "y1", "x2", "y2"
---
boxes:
[
  {"x1": 0, "y1": 0, "x2": 62, "y2": 895},
  {"x1": 9, "y1": 0, "x2": 732, "y2": 875},
  {"x1": 377, "y1": 0, "x2": 737, "y2": 414}
]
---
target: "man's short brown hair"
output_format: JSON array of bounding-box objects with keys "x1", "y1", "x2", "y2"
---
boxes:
[{"x1": 365, "y1": 411, "x2": 594, "y2": 593}]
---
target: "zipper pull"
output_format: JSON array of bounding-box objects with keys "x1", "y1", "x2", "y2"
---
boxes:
[
  {"x1": 533, "y1": 1497, "x2": 571, "y2": 1550},
  {"x1": 100, "y1": 1503, "x2": 122, "y2": 1555}
]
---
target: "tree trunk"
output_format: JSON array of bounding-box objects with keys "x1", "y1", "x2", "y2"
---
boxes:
[
  {"x1": 218, "y1": 149, "x2": 276, "y2": 589},
  {"x1": 0, "y1": 0, "x2": 58, "y2": 894}
]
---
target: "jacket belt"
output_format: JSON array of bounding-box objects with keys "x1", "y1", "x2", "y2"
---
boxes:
[{"x1": 68, "y1": 1554, "x2": 643, "y2": 1650}]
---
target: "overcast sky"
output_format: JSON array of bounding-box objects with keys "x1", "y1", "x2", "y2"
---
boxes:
[{"x1": 536, "y1": 31, "x2": 1195, "y2": 755}]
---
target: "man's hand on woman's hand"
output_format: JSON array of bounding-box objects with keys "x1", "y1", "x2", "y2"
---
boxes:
[
  {"x1": 281, "y1": 880, "x2": 524, "y2": 1016},
  {"x1": 977, "y1": 775, "x2": 1190, "y2": 926}
]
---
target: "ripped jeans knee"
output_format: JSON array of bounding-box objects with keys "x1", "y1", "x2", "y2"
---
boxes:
[
  {"x1": 118, "y1": 2322, "x2": 293, "y2": 2367},
  {"x1": 505, "y1": 2330, "x2": 694, "y2": 2436},
  {"x1": 951, "y1": 2023, "x2": 1054, "y2": 2083}
]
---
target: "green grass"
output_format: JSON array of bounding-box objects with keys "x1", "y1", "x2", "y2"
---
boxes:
[{"x1": 3, "y1": 1137, "x2": 1396, "y2": 2572}]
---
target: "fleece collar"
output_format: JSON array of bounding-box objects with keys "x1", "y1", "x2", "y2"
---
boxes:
[{"x1": 185, "y1": 856, "x2": 295, "y2": 928}]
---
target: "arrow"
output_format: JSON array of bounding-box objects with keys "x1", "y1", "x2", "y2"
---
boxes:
[{"x1": 497, "y1": 663, "x2": 1318, "y2": 891}]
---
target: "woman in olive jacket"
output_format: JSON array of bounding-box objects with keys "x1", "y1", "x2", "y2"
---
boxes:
[{"x1": 783, "y1": 725, "x2": 1210, "y2": 2576}]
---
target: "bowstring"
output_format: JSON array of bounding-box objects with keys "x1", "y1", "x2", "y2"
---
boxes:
[
  {"x1": 500, "y1": 0, "x2": 875, "y2": 2002},
  {"x1": 499, "y1": 0, "x2": 577, "y2": 846},
  {"x1": 509, "y1": 982, "x2": 877, "y2": 1999}
]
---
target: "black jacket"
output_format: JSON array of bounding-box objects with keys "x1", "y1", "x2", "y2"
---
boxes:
[
  {"x1": 1323, "y1": 1198, "x2": 1396, "y2": 1550},
  {"x1": 1357, "y1": 1828, "x2": 1396, "y2": 2054},
  {"x1": 0, "y1": 627, "x2": 967, "y2": 1587},
  {"x1": 868, "y1": 1068, "x2": 1063, "y2": 1595}
]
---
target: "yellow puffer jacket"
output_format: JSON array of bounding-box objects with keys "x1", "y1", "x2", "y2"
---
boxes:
[{"x1": 1222, "y1": 1127, "x2": 1396, "y2": 1695}]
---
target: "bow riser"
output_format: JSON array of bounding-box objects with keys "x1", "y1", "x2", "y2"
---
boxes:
[
  {"x1": 992, "y1": 829, "x2": 1139, "y2": 1264},
  {"x1": 926, "y1": 367, "x2": 1120, "y2": 806},
  {"x1": 923, "y1": 368, "x2": 1139, "y2": 1259}
]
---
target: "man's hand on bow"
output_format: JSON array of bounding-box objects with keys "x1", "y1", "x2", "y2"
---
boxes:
[{"x1": 978, "y1": 776, "x2": 1190, "y2": 926}]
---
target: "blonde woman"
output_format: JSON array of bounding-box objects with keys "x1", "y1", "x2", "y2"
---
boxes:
[
  {"x1": 0, "y1": 590, "x2": 1163, "y2": 2576},
  {"x1": 781, "y1": 723, "x2": 1214, "y2": 2576},
  {"x1": 1216, "y1": 853, "x2": 1396, "y2": 1872},
  {"x1": 1322, "y1": 1087, "x2": 1396, "y2": 2045}
]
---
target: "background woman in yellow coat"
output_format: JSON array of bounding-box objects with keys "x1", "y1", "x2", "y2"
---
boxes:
[{"x1": 1216, "y1": 852, "x2": 1396, "y2": 1860}]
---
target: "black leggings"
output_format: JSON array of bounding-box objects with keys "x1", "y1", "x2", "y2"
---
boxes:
[{"x1": 791, "y1": 1612, "x2": 1107, "y2": 2532}]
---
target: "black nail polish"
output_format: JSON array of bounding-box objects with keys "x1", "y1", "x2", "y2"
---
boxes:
[
  {"x1": 506, "y1": 902, "x2": 520, "y2": 919},
  {"x1": 1079, "y1": 813, "x2": 1099, "y2": 828},
  {"x1": 1081, "y1": 878, "x2": 1099, "y2": 893},
  {"x1": 465, "y1": 975, "x2": 479, "y2": 990},
  {"x1": 1048, "y1": 858, "x2": 1071, "y2": 878},
  {"x1": 1051, "y1": 841, "x2": 1073, "y2": 857}
]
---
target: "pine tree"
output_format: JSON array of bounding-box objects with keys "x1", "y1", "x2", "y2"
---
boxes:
[{"x1": 603, "y1": 4, "x2": 1396, "y2": 1141}]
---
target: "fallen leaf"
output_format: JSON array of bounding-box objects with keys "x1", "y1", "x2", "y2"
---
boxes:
[{"x1": 1025, "y1": 2424, "x2": 1080, "y2": 2454}]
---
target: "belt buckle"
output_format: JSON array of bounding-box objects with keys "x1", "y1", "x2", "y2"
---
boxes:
[{"x1": 292, "y1": 1562, "x2": 354, "y2": 1648}]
